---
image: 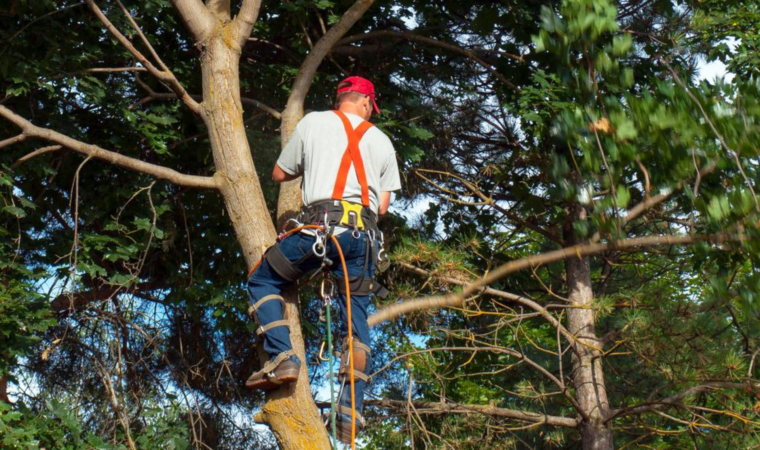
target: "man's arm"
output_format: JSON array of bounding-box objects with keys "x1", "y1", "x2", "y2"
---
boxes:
[
  {"x1": 378, "y1": 191, "x2": 391, "y2": 216},
  {"x1": 272, "y1": 164, "x2": 300, "y2": 183}
]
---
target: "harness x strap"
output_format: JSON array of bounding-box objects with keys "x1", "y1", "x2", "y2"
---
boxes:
[{"x1": 331, "y1": 109, "x2": 373, "y2": 208}]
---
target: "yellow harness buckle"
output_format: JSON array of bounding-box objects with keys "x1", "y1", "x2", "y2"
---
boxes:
[{"x1": 339, "y1": 201, "x2": 365, "y2": 229}]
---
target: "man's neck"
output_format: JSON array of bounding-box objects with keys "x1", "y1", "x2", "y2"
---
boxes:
[{"x1": 338, "y1": 104, "x2": 369, "y2": 120}]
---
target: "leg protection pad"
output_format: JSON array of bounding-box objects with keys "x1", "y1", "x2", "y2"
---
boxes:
[
  {"x1": 248, "y1": 294, "x2": 290, "y2": 337},
  {"x1": 338, "y1": 336, "x2": 372, "y2": 383}
]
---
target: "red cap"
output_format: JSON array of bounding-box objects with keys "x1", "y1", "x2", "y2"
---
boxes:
[{"x1": 336, "y1": 76, "x2": 381, "y2": 114}]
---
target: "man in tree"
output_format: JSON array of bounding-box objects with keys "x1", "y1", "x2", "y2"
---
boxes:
[{"x1": 245, "y1": 76, "x2": 401, "y2": 443}]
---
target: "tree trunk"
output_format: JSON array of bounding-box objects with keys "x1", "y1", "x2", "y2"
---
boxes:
[
  {"x1": 199, "y1": 28, "x2": 330, "y2": 450},
  {"x1": 0, "y1": 374, "x2": 8, "y2": 403},
  {"x1": 565, "y1": 205, "x2": 614, "y2": 450}
]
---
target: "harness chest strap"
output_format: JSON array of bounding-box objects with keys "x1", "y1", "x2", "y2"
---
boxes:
[{"x1": 331, "y1": 110, "x2": 374, "y2": 208}]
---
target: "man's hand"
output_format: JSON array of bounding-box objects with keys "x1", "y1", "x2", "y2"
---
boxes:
[{"x1": 272, "y1": 164, "x2": 300, "y2": 183}]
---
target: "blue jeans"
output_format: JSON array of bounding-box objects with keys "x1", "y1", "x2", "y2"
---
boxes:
[{"x1": 247, "y1": 230, "x2": 375, "y2": 419}]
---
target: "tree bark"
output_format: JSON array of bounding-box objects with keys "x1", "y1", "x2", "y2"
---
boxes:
[
  {"x1": 565, "y1": 204, "x2": 614, "y2": 450},
  {"x1": 0, "y1": 374, "x2": 8, "y2": 403},
  {"x1": 198, "y1": 23, "x2": 331, "y2": 450}
]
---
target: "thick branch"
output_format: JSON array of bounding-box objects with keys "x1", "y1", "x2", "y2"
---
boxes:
[
  {"x1": 336, "y1": 30, "x2": 520, "y2": 91},
  {"x1": 281, "y1": 0, "x2": 376, "y2": 128},
  {"x1": 369, "y1": 399, "x2": 580, "y2": 428},
  {"x1": 607, "y1": 382, "x2": 760, "y2": 423},
  {"x1": 85, "y1": 0, "x2": 202, "y2": 113},
  {"x1": 368, "y1": 233, "x2": 730, "y2": 326},
  {"x1": 0, "y1": 105, "x2": 218, "y2": 189},
  {"x1": 169, "y1": 0, "x2": 215, "y2": 42},
  {"x1": 233, "y1": 0, "x2": 262, "y2": 46}
]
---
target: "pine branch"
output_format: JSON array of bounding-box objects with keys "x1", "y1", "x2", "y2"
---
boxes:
[{"x1": 369, "y1": 233, "x2": 735, "y2": 327}]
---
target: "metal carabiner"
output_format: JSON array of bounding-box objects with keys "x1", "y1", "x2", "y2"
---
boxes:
[
  {"x1": 320, "y1": 276, "x2": 335, "y2": 299},
  {"x1": 377, "y1": 248, "x2": 391, "y2": 272},
  {"x1": 313, "y1": 240, "x2": 326, "y2": 258},
  {"x1": 312, "y1": 229, "x2": 327, "y2": 258},
  {"x1": 282, "y1": 218, "x2": 302, "y2": 232},
  {"x1": 319, "y1": 341, "x2": 331, "y2": 361}
]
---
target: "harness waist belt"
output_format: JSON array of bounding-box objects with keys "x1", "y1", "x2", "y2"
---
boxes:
[{"x1": 297, "y1": 200, "x2": 378, "y2": 234}]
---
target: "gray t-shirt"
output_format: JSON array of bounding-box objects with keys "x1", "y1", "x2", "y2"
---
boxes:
[{"x1": 277, "y1": 111, "x2": 402, "y2": 214}]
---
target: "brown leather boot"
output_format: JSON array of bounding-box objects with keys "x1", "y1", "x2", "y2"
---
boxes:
[
  {"x1": 330, "y1": 405, "x2": 364, "y2": 444},
  {"x1": 246, "y1": 351, "x2": 300, "y2": 391}
]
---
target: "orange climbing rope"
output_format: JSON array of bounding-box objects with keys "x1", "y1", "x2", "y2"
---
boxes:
[{"x1": 331, "y1": 234, "x2": 357, "y2": 449}]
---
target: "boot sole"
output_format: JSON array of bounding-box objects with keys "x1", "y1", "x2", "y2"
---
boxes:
[{"x1": 245, "y1": 368, "x2": 299, "y2": 390}]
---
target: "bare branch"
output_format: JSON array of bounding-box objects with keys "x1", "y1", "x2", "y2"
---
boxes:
[
  {"x1": 133, "y1": 75, "x2": 281, "y2": 119},
  {"x1": 624, "y1": 160, "x2": 717, "y2": 225},
  {"x1": 417, "y1": 169, "x2": 562, "y2": 243},
  {"x1": 51, "y1": 281, "x2": 162, "y2": 312},
  {"x1": 81, "y1": 67, "x2": 147, "y2": 74},
  {"x1": 114, "y1": 0, "x2": 170, "y2": 72},
  {"x1": 233, "y1": 0, "x2": 262, "y2": 46},
  {"x1": 368, "y1": 345, "x2": 587, "y2": 418},
  {"x1": 11, "y1": 145, "x2": 62, "y2": 169},
  {"x1": 336, "y1": 31, "x2": 521, "y2": 91},
  {"x1": 85, "y1": 0, "x2": 202, "y2": 114},
  {"x1": 368, "y1": 232, "x2": 732, "y2": 326},
  {"x1": 0, "y1": 105, "x2": 218, "y2": 189},
  {"x1": 397, "y1": 261, "x2": 578, "y2": 344},
  {"x1": 369, "y1": 399, "x2": 580, "y2": 428},
  {"x1": 0, "y1": 134, "x2": 26, "y2": 150},
  {"x1": 169, "y1": 0, "x2": 215, "y2": 42}
]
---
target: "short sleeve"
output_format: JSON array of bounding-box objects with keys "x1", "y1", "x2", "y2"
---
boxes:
[
  {"x1": 277, "y1": 128, "x2": 304, "y2": 176},
  {"x1": 380, "y1": 145, "x2": 402, "y2": 192}
]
